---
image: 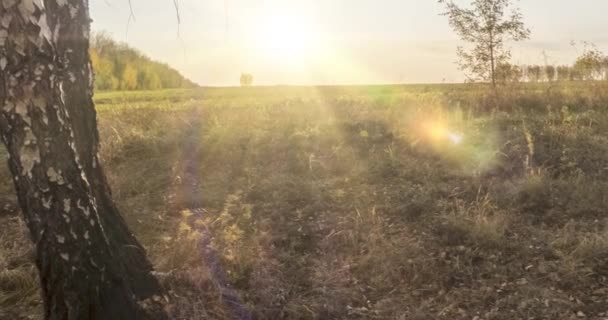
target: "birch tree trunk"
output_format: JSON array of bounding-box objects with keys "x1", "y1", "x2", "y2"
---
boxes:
[{"x1": 0, "y1": 1, "x2": 167, "y2": 319}]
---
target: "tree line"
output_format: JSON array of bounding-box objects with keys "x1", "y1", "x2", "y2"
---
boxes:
[
  {"x1": 496, "y1": 48, "x2": 608, "y2": 83},
  {"x1": 440, "y1": 0, "x2": 608, "y2": 87},
  {"x1": 90, "y1": 32, "x2": 198, "y2": 91}
]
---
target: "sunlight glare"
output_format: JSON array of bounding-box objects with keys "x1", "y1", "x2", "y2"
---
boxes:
[
  {"x1": 424, "y1": 121, "x2": 463, "y2": 145},
  {"x1": 447, "y1": 132, "x2": 463, "y2": 145},
  {"x1": 427, "y1": 122, "x2": 448, "y2": 141},
  {"x1": 257, "y1": 11, "x2": 320, "y2": 65}
]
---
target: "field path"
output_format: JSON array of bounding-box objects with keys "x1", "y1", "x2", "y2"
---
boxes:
[{"x1": 177, "y1": 114, "x2": 253, "y2": 320}]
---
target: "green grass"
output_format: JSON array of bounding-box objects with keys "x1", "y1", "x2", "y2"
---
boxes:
[{"x1": 2, "y1": 84, "x2": 608, "y2": 319}]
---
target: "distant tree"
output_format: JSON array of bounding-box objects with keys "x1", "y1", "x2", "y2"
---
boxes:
[
  {"x1": 495, "y1": 63, "x2": 523, "y2": 83},
  {"x1": 520, "y1": 65, "x2": 529, "y2": 83},
  {"x1": 527, "y1": 65, "x2": 542, "y2": 82},
  {"x1": 556, "y1": 65, "x2": 570, "y2": 81},
  {"x1": 121, "y1": 65, "x2": 139, "y2": 90},
  {"x1": 439, "y1": 0, "x2": 530, "y2": 87},
  {"x1": 569, "y1": 66, "x2": 583, "y2": 81},
  {"x1": 89, "y1": 32, "x2": 196, "y2": 91},
  {"x1": 573, "y1": 47, "x2": 606, "y2": 81},
  {"x1": 240, "y1": 73, "x2": 254, "y2": 87},
  {"x1": 91, "y1": 49, "x2": 119, "y2": 90},
  {"x1": 545, "y1": 65, "x2": 556, "y2": 82},
  {"x1": 138, "y1": 68, "x2": 162, "y2": 90}
]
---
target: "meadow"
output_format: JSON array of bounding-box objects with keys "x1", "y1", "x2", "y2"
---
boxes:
[{"x1": 2, "y1": 83, "x2": 608, "y2": 319}]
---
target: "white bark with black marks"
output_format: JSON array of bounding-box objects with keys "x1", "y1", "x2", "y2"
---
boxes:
[{"x1": 0, "y1": 1, "x2": 168, "y2": 319}]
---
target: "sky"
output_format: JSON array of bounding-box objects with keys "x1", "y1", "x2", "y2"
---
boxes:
[{"x1": 90, "y1": 0, "x2": 608, "y2": 86}]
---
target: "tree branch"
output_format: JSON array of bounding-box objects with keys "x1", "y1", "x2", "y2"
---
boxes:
[{"x1": 173, "y1": 0, "x2": 181, "y2": 36}]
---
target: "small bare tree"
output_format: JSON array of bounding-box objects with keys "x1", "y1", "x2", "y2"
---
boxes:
[
  {"x1": 240, "y1": 73, "x2": 253, "y2": 87},
  {"x1": 439, "y1": 0, "x2": 530, "y2": 87}
]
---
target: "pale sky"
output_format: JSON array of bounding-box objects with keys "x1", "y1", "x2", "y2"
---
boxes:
[{"x1": 90, "y1": 0, "x2": 608, "y2": 86}]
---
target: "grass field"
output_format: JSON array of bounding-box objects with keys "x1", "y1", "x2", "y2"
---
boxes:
[{"x1": 2, "y1": 84, "x2": 608, "y2": 319}]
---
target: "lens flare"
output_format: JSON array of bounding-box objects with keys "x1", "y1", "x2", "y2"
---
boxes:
[
  {"x1": 447, "y1": 132, "x2": 463, "y2": 144},
  {"x1": 423, "y1": 121, "x2": 463, "y2": 145},
  {"x1": 427, "y1": 122, "x2": 448, "y2": 140}
]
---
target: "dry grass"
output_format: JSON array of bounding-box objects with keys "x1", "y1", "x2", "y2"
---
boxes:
[
  {"x1": 0, "y1": 215, "x2": 41, "y2": 320},
  {"x1": 2, "y1": 84, "x2": 608, "y2": 319},
  {"x1": 439, "y1": 195, "x2": 510, "y2": 248}
]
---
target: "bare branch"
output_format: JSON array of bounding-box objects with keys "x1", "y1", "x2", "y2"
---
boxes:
[
  {"x1": 126, "y1": 0, "x2": 136, "y2": 39},
  {"x1": 173, "y1": 0, "x2": 181, "y2": 37}
]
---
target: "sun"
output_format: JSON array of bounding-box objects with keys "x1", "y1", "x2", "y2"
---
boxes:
[{"x1": 257, "y1": 12, "x2": 319, "y2": 65}]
